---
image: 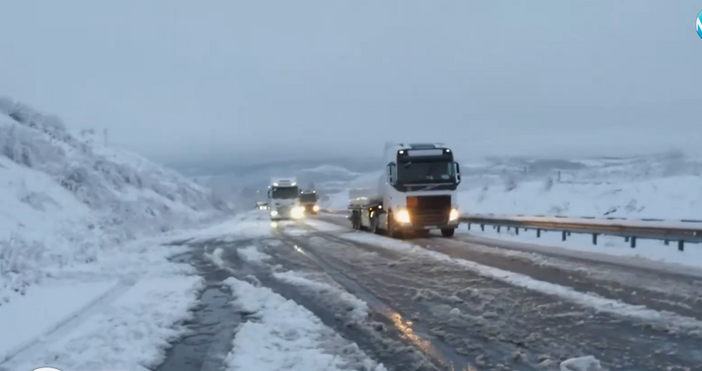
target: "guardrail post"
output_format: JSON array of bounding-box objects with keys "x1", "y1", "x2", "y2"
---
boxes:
[
  {"x1": 678, "y1": 240, "x2": 684, "y2": 251},
  {"x1": 536, "y1": 229, "x2": 541, "y2": 238},
  {"x1": 664, "y1": 240, "x2": 669, "y2": 246},
  {"x1": 480, "y1": 224, "x2": 485, "y2": 231},
  {"x1": 497, "y1": 226, "x2": 501, "y2": 233},
  {"x1": 467, "y1": 223, "x2": 471, "y2": 230},
  {"x1": 515, "y1": 227, "x2": 519, "y2": 235},
  {"x1": 630, "y1": 236, "x2": 636, "y2": 248},
  {"x1": 592, "y1": 234, "x2": 598, "y2": 245},
  {"x1": 562, "y1": 231, "x2": 567, "y2": 241}
]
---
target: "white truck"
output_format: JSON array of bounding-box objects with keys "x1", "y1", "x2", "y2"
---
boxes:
[
  {"x1": 299, "y1": 190, "x2": 320, "y2": 214},
  {"x1": 348, "y1": 143, "x2": 461, "y2": 238},
  {"x1": 267, "y1": 177, "x2": 304, "y2": 220}
]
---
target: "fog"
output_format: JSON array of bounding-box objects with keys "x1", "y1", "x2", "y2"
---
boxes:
[{"x1": 1, "y1": 1, "x2": 701, "y2": 167}]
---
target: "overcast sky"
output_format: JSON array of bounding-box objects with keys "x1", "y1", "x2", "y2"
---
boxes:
[{"x1": 1, "y1": 1, "x2": 701, "y2": 165}]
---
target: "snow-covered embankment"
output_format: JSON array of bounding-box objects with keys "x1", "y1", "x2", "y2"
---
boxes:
[{"x1": 0, "y1": 97, "x2": 231, "y2": 369}]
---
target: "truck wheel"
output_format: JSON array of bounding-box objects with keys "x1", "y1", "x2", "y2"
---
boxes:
[
  {"x1": 369, "y1": 214, "x2": 379, "y2": 234},
  {"x1": 440, "y1": 228, "x2": 455, "y2": 238},
  {"x1": 387, "y1": 214, "x2": 402, "y2": 239}
]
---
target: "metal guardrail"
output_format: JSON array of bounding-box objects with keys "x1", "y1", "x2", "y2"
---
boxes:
[
  {"x1": 460, "y1": 214, "x2": 702, "y2": 251},
  {"x1": 321, "y1": 209, "x2": 702, "y2": 251}
]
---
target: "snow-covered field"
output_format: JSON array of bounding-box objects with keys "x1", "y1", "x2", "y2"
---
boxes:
[
  {"x1": 0, "y1": 97, "x2": 231, "y2": 369},
  {"x1": 462, "y1": 175, "x2": 702, "y2": 220}
]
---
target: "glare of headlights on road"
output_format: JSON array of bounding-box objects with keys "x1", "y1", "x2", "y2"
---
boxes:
[{"x1": 270, "y1": 221, "x2": 278, "y2": 228}]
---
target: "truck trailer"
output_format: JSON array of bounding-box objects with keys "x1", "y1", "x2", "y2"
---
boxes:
[{"x1": 348, "y1": 143, "x2": 461, "y2": 238}]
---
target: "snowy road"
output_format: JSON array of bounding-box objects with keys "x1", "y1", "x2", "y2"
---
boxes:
[{"x1": 157, "y1": 211, "x2": 702, "y2": 371}]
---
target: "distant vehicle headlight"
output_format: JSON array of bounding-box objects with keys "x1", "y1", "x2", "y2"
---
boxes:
[
  {"x1": 291, "y1": 206, "x2": 304, "y2": 219},
  {"x1": 270, "y1": 210, "x2": 279, "y2": 217},
  {"x1": 449, "y1": 208, "x2": 459, "y2": 221},
  {"x1": 394, "y1": 209, "x2": 411, "y2": 224},
  {"x1": 312, "y1": 205, "x2": 320, "y2": 212}
]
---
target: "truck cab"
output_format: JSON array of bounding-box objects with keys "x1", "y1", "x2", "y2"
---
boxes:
[
  {"x1": 349, "y1": 143, "x2": 461, "y2": 238},
  {"x1": 299, "y1": 190, "x2": 320, "y2": 214},
  {"x1": 267, "y1": 178, "x2": 304, "y2": 220}
]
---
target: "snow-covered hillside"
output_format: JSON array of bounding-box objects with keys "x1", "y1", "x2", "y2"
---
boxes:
[
  {"x1": 462, "y1": 175, "x2": 702, "y2": 220},
  {"x1": 0, "y1": 97, "x2": 230, "y2": 303}
]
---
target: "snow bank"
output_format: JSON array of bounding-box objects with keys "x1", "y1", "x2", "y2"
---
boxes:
[
  {"x1": 560, "y1": 355, "x2": 602, "y2": 371},
  {"x1": 224, "y1": 277, "x2": 386, "y2": 371},
  {"x1": 0, "y1": 96, "x2": 231, "y2": 301},
  {"x1": 2, "y1": 275, "x2": 204, "y2": 371}
]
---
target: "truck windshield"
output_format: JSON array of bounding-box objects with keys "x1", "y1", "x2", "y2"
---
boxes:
[
  {"x1": 397, "y1": 161, "x2": 455, "y2": 184},
  {"x1": 299, "y1": 193, "x2": 317, "y2": 202},
  {"x1": 270, "y1": 186, "x2": 299, "y2": 199}
]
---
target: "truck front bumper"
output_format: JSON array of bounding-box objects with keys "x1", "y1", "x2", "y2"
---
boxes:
[
  {"x1": 270, "y1": 207, "x2": 305, "y2": 220},
  {"x1": 391, "y1": 208, "x2": 460, "y2": 231},
  {"x1": 302, "y1": 204, "x2": 320, "y2": 214},
  {"x1": 395, "y1": 219, "x2": 460, "y2": 231}
]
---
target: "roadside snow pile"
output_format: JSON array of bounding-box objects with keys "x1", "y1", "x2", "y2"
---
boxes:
[
  {"x1": 0, "y1": 97, "x2": 230, "y2": 303},
  {"x1": 224, "y1": 277, "x2": 386, "y2": 371},
  {"x1": 560, "y1": 355, "x2": 603, "y2": 371},
  {"x1": 461, "y1": 175, "x2": 702, "y2": 220}
]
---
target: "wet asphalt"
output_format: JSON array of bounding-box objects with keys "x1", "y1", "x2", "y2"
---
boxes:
[{"x1": 156, "y1": 215, "x2": 702, "y2": 371}]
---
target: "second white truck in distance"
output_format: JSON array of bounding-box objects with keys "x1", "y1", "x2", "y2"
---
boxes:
[{"x1": 348, "y1": 143, "x2": 461, "y2": 238}]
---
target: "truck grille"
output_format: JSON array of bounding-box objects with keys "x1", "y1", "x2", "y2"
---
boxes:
[{"x1": 407, "y1": 195, "x2": 451, "y2": 226}]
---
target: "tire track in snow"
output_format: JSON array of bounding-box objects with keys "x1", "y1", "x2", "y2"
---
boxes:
[
  {"x1": 182, "y1": 236, "x2": 426, "y2": 371},
  {"x1": 413, "y1": 236, "x2": 702, "y2": 320},
  {"x1": 273, "y1": 228, "x2": 475, "y2": 371},
  {"x1": 310, "y1": 217, "x2": 702, "y2": 329}
]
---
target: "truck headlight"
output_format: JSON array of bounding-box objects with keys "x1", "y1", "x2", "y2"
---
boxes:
[
  {"x1": 270, "y1": 210, "x2": 279, "y2": 217},
  {"x1": 394, "y1": 209, "x2": 411, "y2": 224},
  {"x1": 449, "y1": 208, "x2": 459, "y2": 221},
  {"x1": 313, "y1": 205, "x2": 320, "y2": 212},
  {"x1": 291, "y1": 206, "x2": 304, "y2": 219}
]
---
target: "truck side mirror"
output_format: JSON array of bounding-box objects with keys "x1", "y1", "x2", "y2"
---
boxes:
[{"x1": 454, "y1": 162, "x2": 461, "y2": 184}]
